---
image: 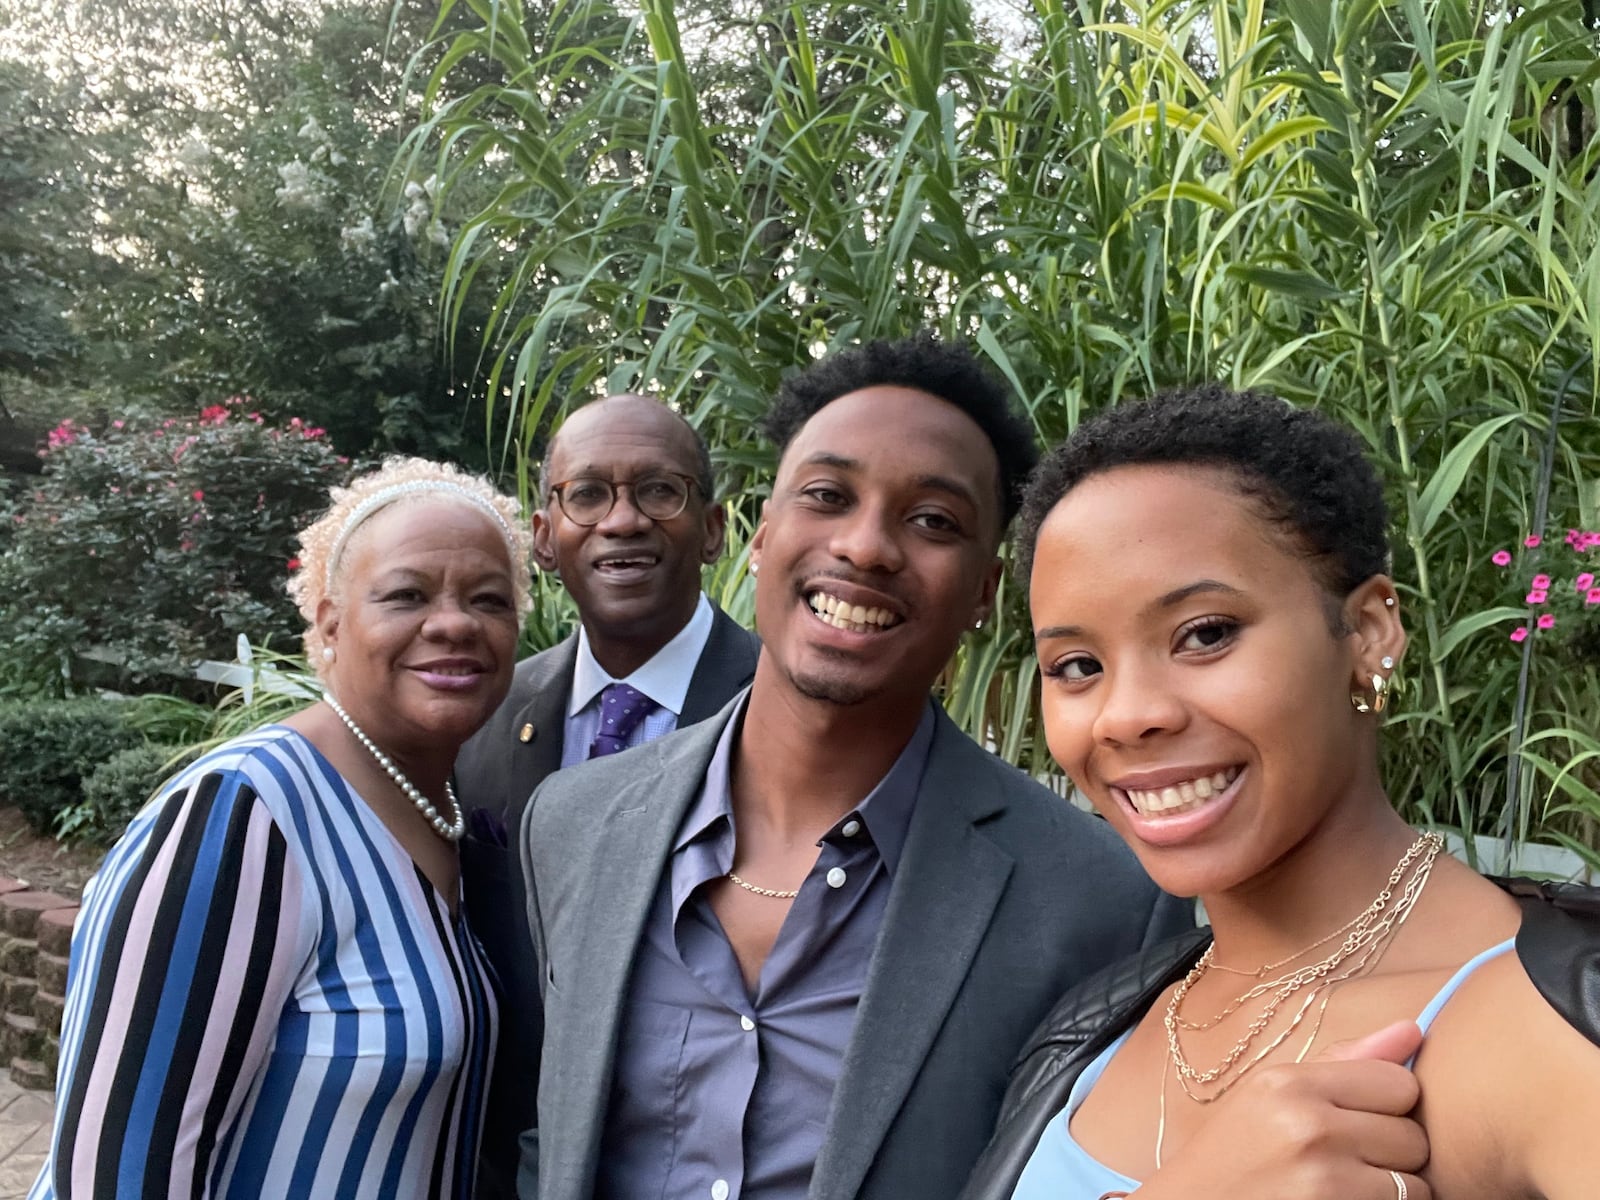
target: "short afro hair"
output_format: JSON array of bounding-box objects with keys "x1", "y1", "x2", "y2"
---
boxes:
[
  {"x1": 763, "y1": 331, "x2": 1039, "y2": 529},
  {"x1": 1016, "y1": 384, "x2": 1390, "y2": 602}
]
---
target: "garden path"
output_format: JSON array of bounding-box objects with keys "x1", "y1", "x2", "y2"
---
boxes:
[{"x1": 0, "y1": 1072, "x2": 50, "y2": 1196}]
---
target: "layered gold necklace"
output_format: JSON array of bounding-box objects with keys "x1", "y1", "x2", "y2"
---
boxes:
[{"x1": 1163, "y1": 830, "x2": 1445, "y2": 1105}]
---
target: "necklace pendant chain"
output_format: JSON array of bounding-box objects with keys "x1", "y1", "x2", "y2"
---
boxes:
[
  {"x1": 1164, "y1": 831, "x2": 1444, "y2": 1103},
  {"x1": 323, "y1": 693, "x2": 465, "y2": 843},
  {"x1": 726, "y1": 871, "x2": 799, "y2": 899}
]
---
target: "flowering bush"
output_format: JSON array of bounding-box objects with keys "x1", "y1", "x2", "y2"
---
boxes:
[
  {"x1": 1490, "y1": 527, "x2": 1600, "y2": 662},
  {"x1": 0, "y1": 399, "x2": 350, "y2": 686}
]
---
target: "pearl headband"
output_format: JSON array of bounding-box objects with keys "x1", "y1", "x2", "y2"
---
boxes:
[{"x1": 325, "y1": 480, "x2": 519, "y2": 590}]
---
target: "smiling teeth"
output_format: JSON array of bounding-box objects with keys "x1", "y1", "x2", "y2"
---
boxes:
[
  {"x1": 807, "y1": 592, "x2": 899, "y2": 633},
  {"x1": 1125, "y1": 767, "x2": 1240, "y2": 817}
]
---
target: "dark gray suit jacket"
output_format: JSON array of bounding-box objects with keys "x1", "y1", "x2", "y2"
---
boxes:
[
  {"x1": 519, "y1": 698, "x2": 1192, "y2": 1200},
  {"x1": 455, "y1": 604, "x2": 759, "y2": 1200}
]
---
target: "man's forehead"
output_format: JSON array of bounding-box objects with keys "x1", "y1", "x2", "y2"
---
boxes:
[
  {"x1": 780, "y1": 389, "x2": 999, "y2": 490},
  {"x1": 550, "y1": 398, "x2": 697, "y2": 468}
]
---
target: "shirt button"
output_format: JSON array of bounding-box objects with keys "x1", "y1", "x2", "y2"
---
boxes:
[
  {"x1": 826, "y1": 867, "x2": 847, "y2": 889},
  {"x1": 712, "y1": 1181, "x2": 730, "y2": 1200},
  {"x1": 739, "y1": 1014, "x2": 755, "y2": 1032},
  {"x1": 841, "y1": 819, "x2": 862, "y2": 837}
]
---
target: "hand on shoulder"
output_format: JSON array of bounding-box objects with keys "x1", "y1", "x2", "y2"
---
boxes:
[{"x1": 1138, "y1": 1022, "x2": 1431, "y2": 1200}]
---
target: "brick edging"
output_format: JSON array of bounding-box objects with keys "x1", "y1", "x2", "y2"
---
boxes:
[{"x1": 0, "y1": 880, "x2": 77, "y2": 1090}]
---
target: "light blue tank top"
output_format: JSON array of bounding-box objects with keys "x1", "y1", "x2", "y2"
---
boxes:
[{"x1": 1009, "y1": 938, "x2": 1516, "y2": 1200}]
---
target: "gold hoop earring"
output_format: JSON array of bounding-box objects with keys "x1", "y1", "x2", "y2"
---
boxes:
[{"x1": 1351, "y1": 672, "x2": 1390, "y2": 714}]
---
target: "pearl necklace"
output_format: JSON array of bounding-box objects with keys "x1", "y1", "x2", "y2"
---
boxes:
[{"x1": 323, "y1": 693, "x2": 465, "y2": 842}]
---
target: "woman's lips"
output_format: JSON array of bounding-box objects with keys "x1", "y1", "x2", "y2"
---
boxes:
[
  {"x1": 1111, "y1": 766, "x2": 1247, "y2": 848},
  {"x1": 410, "y1": 666, "x2": 486, "y2": 691}
]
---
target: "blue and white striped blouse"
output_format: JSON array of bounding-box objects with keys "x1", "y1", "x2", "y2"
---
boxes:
[{"x1": 30, "y1": 725, "x2": 497, "y2": 1200}]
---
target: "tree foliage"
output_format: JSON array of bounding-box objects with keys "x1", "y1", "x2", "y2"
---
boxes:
[{"x1": 0, "y1": 0, "x2": 515, "y2": 461}]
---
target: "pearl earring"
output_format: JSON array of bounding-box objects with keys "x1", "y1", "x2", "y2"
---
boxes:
[
  {"x1": 322, "y1": 646, "x2": 335, "y2": 663},
  {"x1": 750, "y1": 561, "x2": 760, "y2": 576}
]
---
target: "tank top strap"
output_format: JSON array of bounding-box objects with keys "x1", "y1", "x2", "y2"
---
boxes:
[{"x1": 1414, "y1": 937, "x2": 1516, "y2": 1035}]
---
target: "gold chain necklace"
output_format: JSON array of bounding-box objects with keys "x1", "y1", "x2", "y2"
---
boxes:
[
  {"x1": 726, "y1": 871, "x2": 799, "y2": 899},
  {"x1": 1174, "y1": 831, "x2": 1442, "y2": 1034},
  {"x1": 1163, "y1": 831, "x2": 1443, "y2": 1102}
]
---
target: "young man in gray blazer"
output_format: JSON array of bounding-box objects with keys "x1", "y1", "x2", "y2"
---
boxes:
[
  {"x1": 455, "y1": 395, "x2": 759, "y2": 1199},
  {"x1": 520, "y1": 336, "x2": 1191, "y2": 1200}
]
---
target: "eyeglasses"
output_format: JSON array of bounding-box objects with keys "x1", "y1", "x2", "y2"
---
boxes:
[{"x1": 547, "y1": 472, "x2": 699, "y2": 526}]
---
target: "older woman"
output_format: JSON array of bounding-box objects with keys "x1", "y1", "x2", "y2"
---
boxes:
[
  {"x1": 31, "y1": 457, "x2": 532, "y2": 1200},
  {"x1": 963, "y1": 387, "x2": 1600, "y2": 1200}
]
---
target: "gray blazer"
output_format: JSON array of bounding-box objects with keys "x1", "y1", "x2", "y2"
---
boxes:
[
  {"x1": 455, "y1": 604, "x2": 759, "y2": 1200},
  {"x1": 519, "y1": 698, "x2": 1192, "y2": 1200}
]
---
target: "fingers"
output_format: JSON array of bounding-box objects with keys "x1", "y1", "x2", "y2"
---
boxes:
[
  {"x1": 1319, "y1": 1020, "x2": 1423, "y2": 1066},
  {"x1": 1338, "y1": 1108, "x2": 1430, "y2": 1174},
  {"x1": 1257, "y1": 1056, "x2": 1421, "y2": 1117}
]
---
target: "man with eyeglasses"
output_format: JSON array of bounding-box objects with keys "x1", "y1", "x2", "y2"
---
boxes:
[{"x1": 455, "y1": 393, "x2": 760, "y2": 1200}]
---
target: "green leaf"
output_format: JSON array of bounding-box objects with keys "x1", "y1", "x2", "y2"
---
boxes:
[{"x1": 1416, "y1": 414, "x2": 1525, "y2": 537}]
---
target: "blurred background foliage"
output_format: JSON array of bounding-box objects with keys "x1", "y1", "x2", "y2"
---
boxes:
[
  {"x1": 404, "y1": 0, "x2": 1600, "y2": 861},
  {"x1": 1, "y1": 0, "x2": 1597, "y2": 864}
]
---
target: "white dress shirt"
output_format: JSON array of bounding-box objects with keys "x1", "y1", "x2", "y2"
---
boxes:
[{"x1": 560, "y1": 593, "x2": 715, "y2": 768}]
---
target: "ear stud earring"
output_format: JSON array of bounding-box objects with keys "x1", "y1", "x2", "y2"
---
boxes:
[
  {"x1": 1384, "y1": 597, "x2": 1396, "y2": 608},
  {"x1": 1381, "y1": 655, "x2": 1395, "y2": 669},
  {"x1": 322, "y1": 646, "x2": 336, "y2": 663}
]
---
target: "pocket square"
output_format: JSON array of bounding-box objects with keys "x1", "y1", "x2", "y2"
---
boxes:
[{"x1": 468, "y1": 806, "x2": 510, "y2": 848}]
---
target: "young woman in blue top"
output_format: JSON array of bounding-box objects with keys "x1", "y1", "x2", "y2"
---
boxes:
[{"x1": 1011, "y1": 386, "x2": 1600, "y2": 1200}]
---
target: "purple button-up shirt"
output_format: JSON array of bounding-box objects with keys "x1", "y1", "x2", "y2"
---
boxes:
[{"x1": 596, "y1": 695, "x2": 935, "y2": 1200}]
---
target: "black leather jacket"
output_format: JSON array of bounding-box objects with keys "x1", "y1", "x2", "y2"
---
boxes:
[{"x1": 957, "y1": 878, "x2": 1600, "y2": 1200}]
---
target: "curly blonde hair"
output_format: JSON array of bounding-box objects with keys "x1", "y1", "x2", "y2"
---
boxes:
[{"x1": 289, "y1": 456, "x2": 533, "y2": 672}]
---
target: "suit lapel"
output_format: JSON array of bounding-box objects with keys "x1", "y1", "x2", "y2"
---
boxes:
[
  {"x1": 506, "y1": 636, "x2": 577, "y2": 820},
  {"x1": 811, "y1": 711, "x2": 1015, "y2": 1200},
  {"x1": 552, "y1": 709, "x2": 736, "y2": 1190},
  {"x1": 680, "y1": 605, "x2": 760, "y2": 724}
]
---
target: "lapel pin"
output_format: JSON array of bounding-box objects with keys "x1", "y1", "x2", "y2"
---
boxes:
[{"x1": 518, "y1": 723, "x2": 535, "y2": 743}]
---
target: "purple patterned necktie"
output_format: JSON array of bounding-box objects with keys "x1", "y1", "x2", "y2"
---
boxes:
[{"x1": 588, "y1": 682, "x2": 657, "y2": 758}]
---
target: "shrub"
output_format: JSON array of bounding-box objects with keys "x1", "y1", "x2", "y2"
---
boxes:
[
  {"x1": 62, "y1": 743, "x2": 196, "y2": 847},
  {"x1": 0, "y1": 699, "x2": 145, "y2": 833},
  {"x1": 0, "y1": 399, "x2": 350, "y2": 688}
]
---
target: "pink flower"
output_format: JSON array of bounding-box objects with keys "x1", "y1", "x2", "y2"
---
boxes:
[
  {"x1": 198, "y1": 404, "x2": 229, "y2": 426},
  {"x1": 1588, "y1": 588, "x2": 1600, "y2": 606},
  {"x1": 286, "y1": 557, "x2": 301, "y2": 572},
  {"x1": 1537, "y1": 614, "x2": 1555, "y2": 630},
  {"x1": 1510, "y1": 626, "x2": 1529, "y2": 642},
  {"x1": 247, "y1": 411, "x2": 264, "y2": 424},
  {"x1": 1577, "y1": 573, "x2": 1595, "y2": 591},
  {"x1": 45, "y1": 420, "x2": 80, "y2": 450},
  {"x1": 1526, "y1": 589, "x2": 1547, "y2": 604},
  {"x1": 192, "y1": 489, "x2": 205, "y2": 501},
  {"x1": 1524, "y1": 535, "x2": 1542, "y2": 548},
  {"x1": 112, "y1": 419, "x2": 125, "y2": 430},
  {"x1": 1491, "y1": 550, "x2": 1512, "y2": 566},
  {"x1": 1531, "y1": 574, "x2": 1551, "y2": 589}
]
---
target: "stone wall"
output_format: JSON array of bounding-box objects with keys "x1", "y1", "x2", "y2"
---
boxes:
[{"x1": 0, "y1": 880, "x2": 77, "y2": 1091}]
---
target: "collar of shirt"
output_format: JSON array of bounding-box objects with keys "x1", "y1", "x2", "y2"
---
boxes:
[
  {"x1": 568, "y1": 592, "x2": 714, "y2": 718},
  {"x1": 672, "y1": 690, "x2": 938, "y2": 891}
]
